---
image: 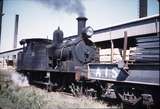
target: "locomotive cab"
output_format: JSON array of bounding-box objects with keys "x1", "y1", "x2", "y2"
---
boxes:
[{"x1": 17, "y1": 38, "x2": 52, "y2": 72}]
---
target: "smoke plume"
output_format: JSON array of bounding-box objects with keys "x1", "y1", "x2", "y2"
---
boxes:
[
  {"x1": 37, "y1": 0, "x2": 85, "y2": 16},
  {"x1": 11, "y1": 72, "x2": 29, "y2": 87}
]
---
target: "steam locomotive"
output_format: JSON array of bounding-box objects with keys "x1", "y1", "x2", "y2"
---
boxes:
[
  {"x1": 17, "y1": 17, "x2": 101, "y2": 92},
  {"x1": 16, "y1": 17, "x2": 160, "y2": 108}
]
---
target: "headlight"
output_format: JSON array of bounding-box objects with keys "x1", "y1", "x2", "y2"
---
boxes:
[{"x1": 82, "y1": 26, "x2": 94, "y2": 38}]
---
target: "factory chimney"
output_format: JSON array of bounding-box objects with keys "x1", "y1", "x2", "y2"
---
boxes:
[
  {"x1": 76, "y1": 17, "x2": 87, "y2": 35},
  {"x1": 0, "y1": 0, "x2": 3, "y2": 51},
  {"x1": 139, "y1": 0, "x2": 147, "y2": 18},
  {"x1": 13, "y1": 14, "x2": 19, "y2": 49}
]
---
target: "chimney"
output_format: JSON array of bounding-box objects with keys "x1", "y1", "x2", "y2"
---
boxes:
[
  {"x1": 0, "y1": 0, "x2": 3, "y2": 51},
  {"x1": 13, "y1": 14, "x2": 19, "y2": 49},
  {"x1": 139, "y1": 0, "x2": 147, "y2": 18},
  {"x1": 76, "y1": 17, "x2": 87, "y2": 35}
]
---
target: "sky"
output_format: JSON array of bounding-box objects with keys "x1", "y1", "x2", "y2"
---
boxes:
[{"x1": 0, "y1": 0, "x2": 159, "y2": 52}]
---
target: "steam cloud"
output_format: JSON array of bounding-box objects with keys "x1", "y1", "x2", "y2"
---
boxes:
[
  {"x1": 11, "y1": 72, "x2": 29, "y2": 87},
  {"x1": 37, "y1": 0, "x2": 85, "y2": 16}
]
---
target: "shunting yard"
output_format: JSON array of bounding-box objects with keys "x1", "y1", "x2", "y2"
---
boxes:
[{"x1": 0, "y1": 1, "x2": 159, "y2": 108}]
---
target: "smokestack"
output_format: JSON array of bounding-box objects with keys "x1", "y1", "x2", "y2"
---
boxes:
[
  {"x1": 13, "y1": 14, "x2": 19, "y2": 49},
  {"x1": 76, "y1": 17, "x2": 87, "y2": 35},
  {"x1": 139, "y1": 0, "x2": 147, "y2": 18}
]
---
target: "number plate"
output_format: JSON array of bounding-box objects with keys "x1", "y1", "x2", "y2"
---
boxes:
[{"x1": 88, "y1": 63, "x2": 121, "y2": 81}]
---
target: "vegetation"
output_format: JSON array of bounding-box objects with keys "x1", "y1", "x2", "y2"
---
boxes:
[
  {"x1": 0, "y1": 86, "x2": 45, "y2": 109},
  {"x1": 0, "y1": 86, "x2": 108, "y2": 109},
  {"x1": 0, "y1": 68, "x2": 108, "y2": 109}
]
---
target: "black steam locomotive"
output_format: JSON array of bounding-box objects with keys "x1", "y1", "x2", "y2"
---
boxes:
[
  {"x1": 16, "y1": 17, "x2": 160, "y2": 108},
  {"x1": 17, "y1": 17, "x2": 100, "y2": 92}
]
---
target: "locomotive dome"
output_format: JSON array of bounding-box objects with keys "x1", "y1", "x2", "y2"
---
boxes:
[{"x1": 53, "y1": 27, "x2": 64, "y2": 44}]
